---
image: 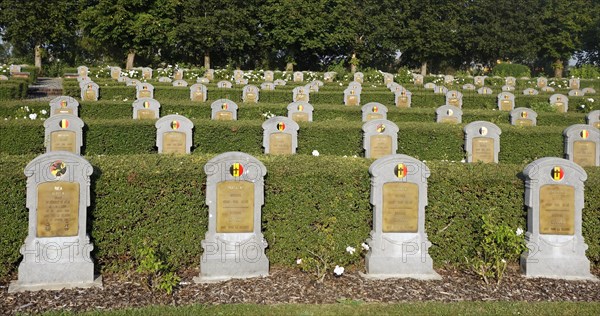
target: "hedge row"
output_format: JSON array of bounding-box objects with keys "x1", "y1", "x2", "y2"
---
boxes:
[
  {"x1": 0, "y1": 119, "x2": 569, "y2": 163},
  {"x1": 0, "y1": 154, "x2": 598, "y2": 278},
  {"x1": 0, "y1": 80, "x2": 29, "y2": 100}
]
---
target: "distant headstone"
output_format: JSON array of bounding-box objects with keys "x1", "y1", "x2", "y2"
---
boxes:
[
  {"x1": 218, "y1": 80, "x2": 233, "y2": 88},
  {"x1": 77, "y1": 66, "x2": 89, "y2": 77},
  {"x1": 363, "y1": 154, "x2": 441, "y2": 280},
  {"x1": 582, "y1": 87, "x2": 596, "y2": 94},
  {"x1": 424, "y1": 82, "x2": 436, "y2": 90},
  {"x1": 9, "y1": 64, "x2": 21, "y2": 74},
  {"x1": 306, "y1": 82, "x2": 319, "y2": 93},
  {"x1": 126, "y1": 79, "x2": 141, "y2": 87},
  {"x1": 563, "y1": 124, "x2": 600, "y2": 167},
  {"x1": 550, "y1": 94, "x2": 569, "y2": 113},
  {"x1": 80, "y1": 82, "x2": 99, "y2": 101},
  {"x1": 395, "y1": 90, "x2": 412, "y2": 108},
  {"x1": 8, "y1": 152, "x2": 100, "y2": 292},
  {"x1": 132, "y1": 98, "x2": 160, "y2": 120},
  {"x1": 498, "y1": 92, "x2": 515, "y2": 111},
  {"x1": 142, "y1": 67, "x2": 153, "y2": 80},
  {"x1": 434, "y1": 86, "x2": 448, "y2": 94},
  {"x1": 205, "y1": 69, "x2": 215, "y2": 80},
  {"x1": 344, "y1": 88, "x2": 361, "y2": 106},
  {"x1": 502, "y1": 85, "x2": 515, "y2": 92},
  {"x1": 273, "y1": 79, "x2": 286, "y2": 86},
  {"x1": 110, "y1": 67, "x2": 121, "y2": 80},
  {"x1": 173, "y1": 69, "x2": 184, "y2": 81},
  {"x1": 462, "y1": 84, "x2": 476, "y2": 90},
  {"x1": 586, "y1": 110, "x2": 600, "y2": 129},
  {"x1": 242, "y1": 85, "x2": 259, "y2": 103},
  {"x1": 323, "y1": 72, "x2": 336, "y2": 82},
  {"x1": 383, "y1": 73, "x2": 394, "y2": 85},
  {"x1": 362, "y1": 119, "x2": 399, "y2": 159},
  {"x1": 445, "y1": 90, "x2": 462, "y2": 108},
  {"x1": 193, "y1": 152, "x2": 269, "y2": 282},
  {"x1": 211, "y1": 99, "x2": 238, "y2": 121},
  {"x1": 287, "y1": 101, "x2": 314, "y2": 122},
  {"x1": 568, "y1": 89, "x2": 583, "y2": 97},
  {"x1": 190, "y1": 84, "x2": 208, "y2": 102},
  {"x1": 44, "y1": 115, "x2": 84, "y2": 154},
  {"x1": 520, "y1": 157, "x2": 597, "y2": 280},
  {"x1": 523, "y1": 88, "x2": 539, "y2": 95},
  {"x1": 77, "y1": 77, "x2": 92, "y2": 87},
  {"x1": 0, "y1": 75, "x2": 8, "y2": 80},
  {"x1": 260, "y1": 82, "x2": 275, "y2": 91},
  {"x1": 293, "y1": 71, "x2": 303, "y2": 82},
  {"x1": 354, "y1": 72, "x2": 364, "y2": 84},
  {"x1": 510, "y1": 107, "x2": 537, "y2": 127},
  {"x1": 463, "y1": 121, "x2": 501, "y2": 163},
  {"x1": 474, "y1": 76, "x2": 485, "y2": 86},
  {"x1": 136, "y1": 82, "x2": 154, "y2": 99},
  {"x1": 569, "y1": 78, "x2": 580, "y2": 90},
  {"x1": 158, "y1": 77, "x2": 172, "y2": 83},
  {"x1": 173, "y1": 79, "x2": 188, "y2": 87},
  {"x1": 234, "y1": 70, "x2": 244, "y2": 82},
  {"x1": 262, "y1": 116, "x2": 299, "y2": 155},
  {"x1": 477, "y1": 87, "x2": 493, "y2": 94},
  {"x1": 413, "y1": 74, "x2": 424, "y2": 85},
  {"x1": 264, "y1": 71, "x2": 274, "y2": 82},
  {"x1": 197, "y1": 77, "x2": 210, "y2": 84},
  {"x1": 362, "y1": 102, "x2": 388, "y2": 122},
  {"x1": 155, "y1": 115, "x2": 194, "y2": 154},
  {"x1": 312, "y1": 79, "x2": 324, "y2": 87},
  {"x1": 50, "y1": 96, "x2": 79, "y2": 117},
  {"x1": 444, "y1": 75, "x2": 454, "y2": 84},
  {"x1": 436, "y1": 105, "x2": 462, "y2": 124},
  {"x1": 293, "y1": 86, "x2": 309, "y2": 102},
  {"x1": 388, "y1": 82, "x2": 400, "y2": 92},
  {"x1": 541, "y1": 86, "x2": 555, "y2": 93},
  {"x1": 537, "y1": 77, "x2": 547, "y2": 88},
  {"x1": 505, "y1": 77, "x2": 516, "y2": 87},
  {"x1": 235, "y1": 78, "x2": 248, "y2": 85}
]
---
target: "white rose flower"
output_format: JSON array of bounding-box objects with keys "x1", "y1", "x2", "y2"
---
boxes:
[
  {"x1": 361, "y1": 242, "x2": 370, "y2": 251},
  {"x1": 346, "y1": 246, "x2": 356, "y2": 255},
  {"x1": 40, "y1": 109, "x2": 47, "y2": 115},
  {"x1": 312, "y1": 150, "x2": 320, "y2": 157},
  {"x1": 296, "y1": 258, "x2": 302, "y2": 265},
  {"x1": 516, "y1": 227, "x2": 524, "y2": 236},
  {"x1": 28, "y1": 113, "x2": 37, "y2": 120},
  {"x1": 333, "y1": 265, "x2": 344, "y2": 276}
]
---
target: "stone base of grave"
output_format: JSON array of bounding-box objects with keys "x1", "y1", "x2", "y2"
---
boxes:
[
  {"x1": 9, "y1": 259, "x2": 100, "y2": 293},
  {"x1": 520, "y1": 252, "x2": 598, "y2": 281},
  {"x1": 194, "y1": 258, "x2": 269, "y2": 283},
  {"x1": 9, "y1": 275, "x2": 102, "y2": 293}
]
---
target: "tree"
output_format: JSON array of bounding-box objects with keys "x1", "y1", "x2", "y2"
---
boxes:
[{"x1": 575, "y1": 1, "x2": 600, "y2": 65}]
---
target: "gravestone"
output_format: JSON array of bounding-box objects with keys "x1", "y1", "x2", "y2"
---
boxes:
[
  {"x1": 434, "y1": 86, "x2": 448, "y2": 94},
  {"x1": 136, "y1": 82, "x2": 154, "y2": 99},
  {"x1": 395, "y1": 90, "x2": 412, "y2": 108},
  {"x1": 118, "y1": 76, "x2": 127, "y2": 83},
  {"x1": 550, "y1": 94, "x2": 569, "y2": 113},
  {"x1": 541, "y1": 86, "x2": 555, "y2": 93},
  {"x1": 142, "y1": 67, "x2": 152, "y2": 80},
  {"x1": 264, "y1": 71, "x2": 274, "y2": 82},
  {"x1": 173, "y1": 79, "x2": 188, "y2": 87},
  {"x1": 424, "y1": 82, "x2": 436, "y2": 90},
  {"x1": 126, "y1": 78, "x2": 141, "y2": 87},
  {"x1": 569, "y1": 78, "x2": 580, "y2": 90},
  {"x1": 586, "y1": 110, "x2": 600, "y2": 129},
  {"x1": 510, "y1": 107, "x2": 537, "y2": 127},
  {"x1": 155, "y1": 114, "x2": 194, "y2": 154},
  {"x1": 0, "y1": 75, "x2": 8, "y2": 80},
  {"x1": 387, "y1": 82, "x2": 400, "y2": 92},
  {"x1": 174, "y1": 69, "x2": 184, "y2": 80},
  {"x1": 436, "y1": 105, "x2": 462, "y2": 124},
  {"x1": 568, "y1": 89, "x2": 583, "y2": 97},
  {"x1": 44, "y1": 115, "x2": 84, "y2": 154},
  {"x1": 563, "y1": 124, "x2": 600, "y2": 167},
  {"x1": 274, "y1": 79, "x2": 286, "y2": 86},
  {"x1": 323, "y1": 72, "x2": 336, "y2": 82},
  {"x1": 190, "y1": 84, "x2": 208, "y2": 102},
  {"x1": 537, "y1": 77, "x2": 547, "y2": 88},
  {"x1": 312, "y1": 79, "x2": 324, "y2": 87},
  {"x1": 362, "y1": 119, "x2": 399, "y2": 159},
  {"x1": 110, "y1": 67, "x2": 121, "y2": 79},
  {"x1": 344, "y1": 88, "x2": 361, "y2": 106},
  {"x1": 211, "y1": 99, "x2": 238, "y2": 121},
  {"x1": 218, "y1": 80, "x2": 232, "y2": 88},
  {"x1": 477, "y1": 87, "x2": 493, "y2": 94},
  {"x1": 293, "y1": 71, "x2": 303, "y2": 82},
  {"x1": 462, "y1": 84, "x2": 476, "y2": 90},
  {"x1": 582, "y1": 87, "x2": 596, "y2": 94},
  {"x1": 80, "y1": 82, "x2": 99, "y2": 101},
  {"x1": 362, "y1": 102, "x2": 388, "y2": 122},
  {"x1": 132, "y1": 98, "x2": 160, "y2": 120},
  {"x1": 262, "y1": 116, "x2": 299, "y2": 155},
  {"x1": 354, "y1": 72, "x2": 364, "y2": 84},
  {"x1": 348, "y1": 81, "x2": 362, "y2": 91},
  {"x1": 242, "y1": 85, "x2": 259, "y2": 103},
  {"x1": 497, "y1": 92, "x2": 515, "y2": 111},
  {"x1": 474, "y1": 76, "x2": 485, "y2": 86},
  {"x1": 287, "y1": 101, "x2": 314, "y2": 122},
  {"x1": 502, "y1": 85, "x2": 515, "y2": 92},
  {"x1": 234, "y1": 70, "x2": 244, "y2": 81},
  {"x1": 78, "y1": 77, "x2": 92, "y2": 87},
  {"x1": 198, "y1": 77, "x2": 210, "y2": 84},
  {"x1": 444, "y1": 75, "x2": 454, "y2": 84},
  {"x1": 8, "y1": 152, "x2": 100, "y2": 292},
  {"x1": 520, "y1": 157, "x2": 597, "y2": 280},
  {"x1": 383, "y1": 73, "x2": 394, "y2": 85},
  {"x1": 77, "y1": 66, "x2": 88, "y2": 77},
  {"x1": 260, "y1": 82, "x2": 275, "y2": 91},
  {"x1": 235, "y1": 78, "x2": 248, "y2": 85},
  {"x1": 505, "y1": 76, "x2": 516, "y2": 86},
  {"x1": 205, "y1": 69, "x2": 215, "y2": 80},
  {"x1": 523, "y1": 88, "x2": 539, "y2": 95},
  {"x1": 194, "y1": 152, "x2": 269, "y2": 282},
  {"x1": 158, "y1": 77, "x2": 172, "y2": 83},
  {"x1": 363, "y1": 154, "x2": 441, "y2": 280},
  {"x1": 463, "y1": 121, "x2": 501, "y2": 163},
  {"x1": 9, "y1": 64, "x2": 21, "y2": 74},
  {"x1": 306, "y1": 82, "x2": 319, "y2": 93},
  {"x1": 413, "y1": 74, "x2": 424, "y2": 85},
  {"x1": 293, "y1": 86, "x2": 309, "y2": 102},
  {"x1": 50, "y1": 96, "x2": 79, "y2": 117},
  {"x1": 445, "y1": 90, "x2": 462, "y2": 108}
]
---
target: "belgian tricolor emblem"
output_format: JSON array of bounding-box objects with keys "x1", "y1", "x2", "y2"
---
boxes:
[
  {"x1": 447, "y1": 109, "x2": 454, "y2": 116},
  {"x1": 230, "y1": 163, "x2": 244, "y2": 177},
  {"x1": 551, "y1": 166, "x2": 564, "y2": 181},
  {"x1": 580, "y1": 130, "x2": 589, "y2": 139},
  {"x1": 50, "y1": 160, "x2": 66, "y2": 177},
  {"x1": 222, "y1": 103, "x2": 228, "y2": 110},
  {"x1": 394, "y1": 163, "x2": 408, "y2": 178},
  {"x1": 59, "y1": 119, "x2": 69, "y2": 129},
  {"x1": 143, "y1": 101, "x2": 150, "y2": 108},
  {"x1": 298, "y1": 105, "x2": 304, "y2": 112},
  {"x1": 60, "y1": 100, "x2": 67, "y2": 108},
  {"x1": 479, "y1": 126, "x2": 488, "y2": 136},
  {"x1": 521, "y1": 111, "x2": 528, "y2": 118},
  {"x1": 277, "y1": 122, "x2": 286, "y2": 131},
  {"x1": 171, "y1": 120, "x2": 180, "y2": 130},
  {"x1": 376, "y1": 124, "x2": 386, "y2": 133},
  {"x1": 372, "y1": 106, "x2": 379, "y2": 113}
]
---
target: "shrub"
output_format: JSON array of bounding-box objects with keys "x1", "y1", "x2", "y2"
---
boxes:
[
  {"x1": 569, "y1": 64, "x2": 600, "y2": 79},
  {"x1": 492, "y1": 63, "x2": 531, "y2": 78}
]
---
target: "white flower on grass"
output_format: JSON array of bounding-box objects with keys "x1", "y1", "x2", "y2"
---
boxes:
[
  {"x1": 516, "y1": 227, "x2": 524, "y2": 236},
  {"x1": 40, "y1": 109, "x2": 47, "y2": 115},
  {"x1": 346, "y1": 246, "x2": 356, "y2": 255},
  {"x1": 312, "y1": 150, "x2": 320, "y2": 157},
  {"x1": 333, "y1": 265, "x2": 344, "y2": 276},
  {"x1": 296, "y1": 258, "x2": 302, "y2": 265},
  {"x1": 501, "y1": 259, "x2": 507, "y2": 263},
  {"x1": 28, "y1": 113, "x2": 37, "y2": 120},
  {"x1": 461, "y1": 159, "x2": 466, "y2": 163},
  {"x1": 123, "y1": 98, "x2": 128, "y2": 102},
  {"x1": 580, "y1": 104, "x2": 585, "y2": 109},
  {"x1": 587, "y1": 98, "x2": 594, "y2": 103},
  {"x1": 361, "y1": 242, "x2": 370, "y2": 251}
]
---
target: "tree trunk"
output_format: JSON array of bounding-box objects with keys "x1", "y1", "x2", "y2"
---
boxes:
[
  {"x1": 554, "y1": 59, "x2": 563, "y2": 78},
  {"x1": 420, "y1": 61, "x2": 427, "y2": 76},
  {"x1": 126, "y1": 51, "x2": 136, "y2": 70},
  {"x1": 34, "y1": 45, "x2": 42, "y2": 69},
  {"x1": 350, "y1": 53, "x2": 357, "y2": 73},
  {"x1": 204, "y1": 51, "x2": 210, "y2": 70},
  {"x1": 286, "y1": 62, "x2": 293, "y2": 72}
]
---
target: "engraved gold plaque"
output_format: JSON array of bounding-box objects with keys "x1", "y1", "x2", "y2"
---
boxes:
[
  {"x1": 296, "y1": 94, "x2": 307, "y2": 102},
  {"x1": 84, "y1": 90, "x2": 95, "y2": 101},
  {"x1": 347, "y1": 95, "x2": 358, "y2": 106},
  {"x1": 366, "y1": 113, "x2": 383, "y2": 121},
  {"x1": 216, "y1": 111, "x2": 233, "y2": 121},
  {"x1": 594, "y1": 122, "x2": 600, "y2": 129},
  {"x1": 54, "y1": 108, "x2": 73, "y2": 115},
  {"x1": 192, "y1": 92, "x2": 204, "y2": 102},
  {"x1": 573, "y1": 141, "x2": 596, "y2": 167},
  {"x1": 472, "y1": 137, "x2": 494, "y2": 163},
  {"x1": 500, "y1": 100, "x2": 513, "y2": 111},
  {"x1": 554, "y1": 102, "x2": 566, "y2": 113},
  {"x1": 370, "y1": 135, "x2": 393, "y2": 159},
  {"x1": 217, "y1": 181, "x2": 254, "y2": 233},
  {"x1": 448, "y1": 98, "x2": 459, "y2": 107},
  {"x1": 139, "y1": 90, "x2": 151, "y2": 98},
  {"x1": 50, "y1": 131, "x2": 76, "y2": 153},
  {"x1": 138, "y1": 109, "x2": 156, "y2": 120},
  {"x1": 382, "y1": 182, "x2": 419, "y2": 233},
  {"x1": 396, "y1": 97, "x2": 409, "y2": 108},
  {"x1": 292, "y1": 112, "x2": 309, "y2": 122},
  {"x1": 36, "y1": 182, "x2": 79, "y2": 237},
  {"x1": 440, "y1": 117, "x2": 458, "y2": 124},
  {"x1": 516, "y1": 118, "x2": 533, "y2": 127},
  {"x1": 539, "y1": 184, "x2": 575, "y2": 235},
  {"x1": 269, "y1": 133, "x2": 292, "y2": 155},
  {"x1": 245, "y1": 93, "x2": 256, "y2": 103},
  {"x1": 162, "y1": 132, "x2": 186, "y2": 154}
]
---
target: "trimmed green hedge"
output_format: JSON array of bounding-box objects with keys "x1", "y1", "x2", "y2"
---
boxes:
[
  {"x1": 0, "y1": 155, "x2": 598, "y2": 278},
  {"x1": 0, "y1": 80, "x2": 29, "y2": 100}
]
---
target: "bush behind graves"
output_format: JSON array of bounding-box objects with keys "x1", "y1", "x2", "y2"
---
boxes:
[{"x1": 491, "y1": 63, "x2": 531, "y2": 78}]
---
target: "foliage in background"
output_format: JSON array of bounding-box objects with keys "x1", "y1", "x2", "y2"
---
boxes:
[
  {"x1": 491, "y1": 63, "x2": 532, "y2": 78},
  {"x1": 569, "y1": 64, "x2": 600, "y2": 79}
]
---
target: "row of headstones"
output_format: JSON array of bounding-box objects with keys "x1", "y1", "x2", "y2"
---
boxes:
[
  {"x1": 421, "y1": 82, "x2": 596, "y2": 97},
  {"x1": 415, "y1": 74, "x2": 586, "y2": 90},
  {"x1": 0, "y1": 64, "x2": 31, "y2": 79},
  {"x1": 8, "y1": 149, "x2": 597, "y2": 292}
]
